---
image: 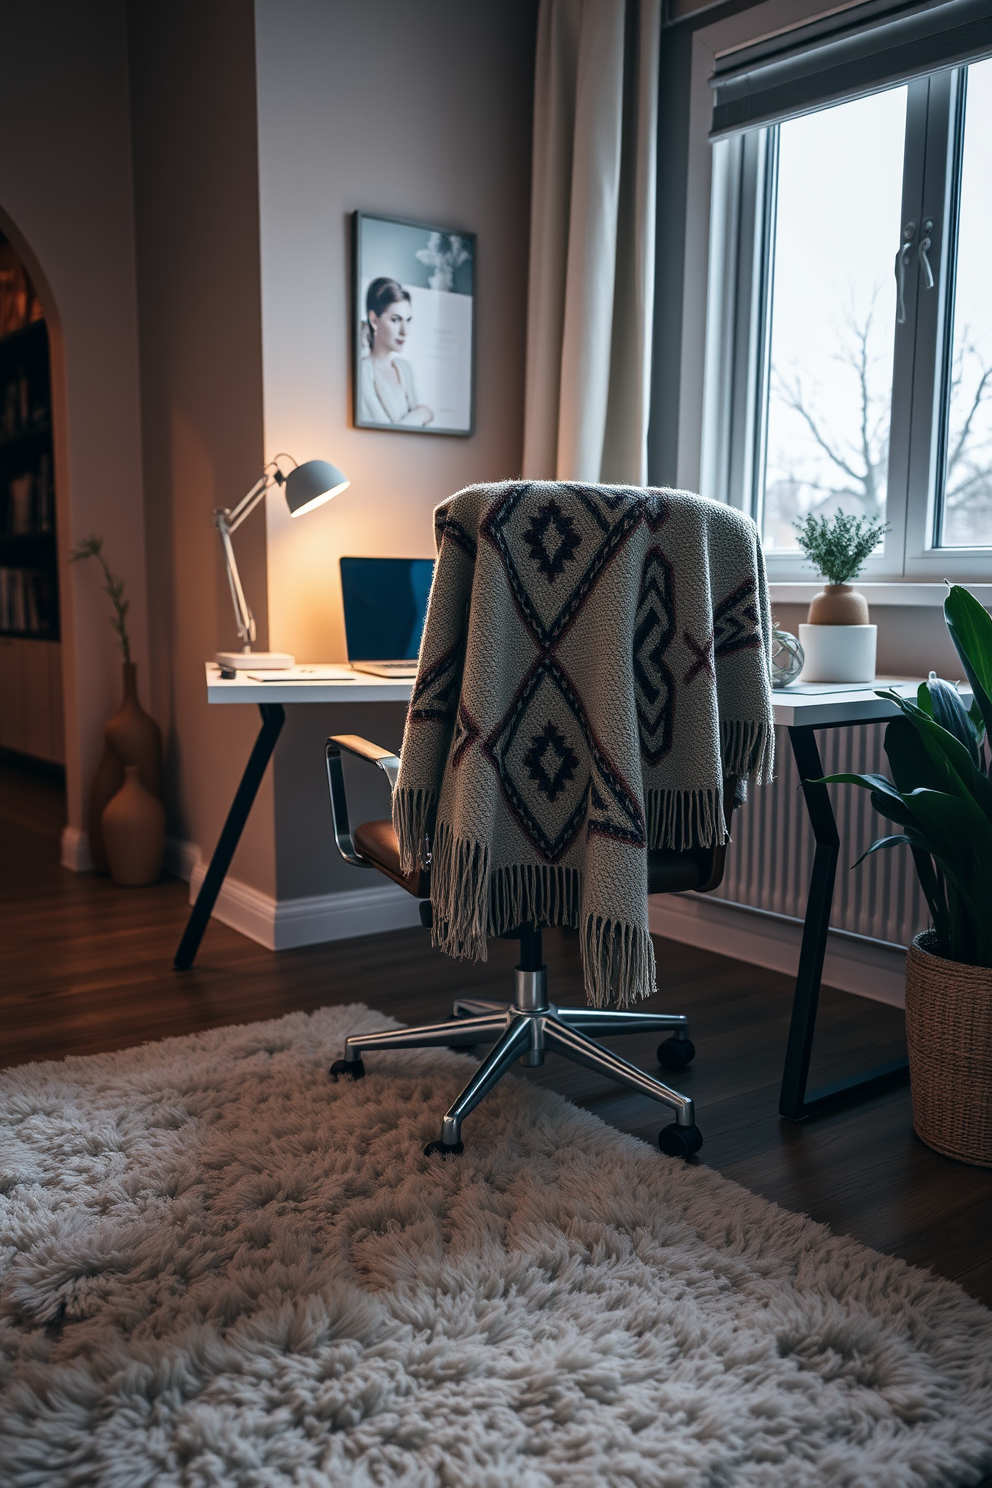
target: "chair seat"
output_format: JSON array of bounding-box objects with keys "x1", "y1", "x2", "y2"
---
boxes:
[
  {"x1": 353, "y1": 819, "x2": 430, "y2": 896},
  {"x1": 648, "y1": 844, "x2": 726, "y2": 894},
  {"x1": 353, "y1": 820, "x2": 726, "y2": 899}
]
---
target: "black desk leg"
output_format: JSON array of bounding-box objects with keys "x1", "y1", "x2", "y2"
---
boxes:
[
  {"x1": 174, "y1": 702, "x2": 285, "y2": 972},
  {"x1": 779, "y1": 724, "x2": 908, "y2": 1120}
]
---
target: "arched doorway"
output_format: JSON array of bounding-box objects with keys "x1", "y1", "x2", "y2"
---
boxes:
[{"x1": 0, "y1": 229, "x2": 63, "y2": 767}]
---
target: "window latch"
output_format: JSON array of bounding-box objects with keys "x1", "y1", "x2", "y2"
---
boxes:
[
  {"x1": 918, "y1": 218, "x2": 935, "y2": 290},
  {"x1": 895, "y1": 221, "x2": 916, "y2": 324}
]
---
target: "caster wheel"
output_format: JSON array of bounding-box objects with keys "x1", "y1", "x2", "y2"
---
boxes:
[
  {"x1": 658, "y1": 1122, "x2": 703, "y2": 1160},
  {"x1": 424, "y1": 1139, "x2": 464, "y2": 1158},
  {"x1": 329, "y1": 1057, "x2": 365, "y2": 1082},
  {"x1": 658, "y1": 1036, "x2": 695, "y2": 1072}
]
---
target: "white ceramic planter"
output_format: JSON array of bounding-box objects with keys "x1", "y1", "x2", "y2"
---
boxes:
[{"x1": 798, "y1": 623, "x2": 877, "y2": 683}]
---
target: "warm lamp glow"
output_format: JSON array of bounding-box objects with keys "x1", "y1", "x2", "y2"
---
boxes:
[
  {"x1": 289, "y1": 479, "x2": 350, "y2": 517},
  {"x1": 284, "y1": 459, "x2": 349, "y2": 517},
  {"x1": 212, "y1": 452, "x2": 349, "y2": 671}
]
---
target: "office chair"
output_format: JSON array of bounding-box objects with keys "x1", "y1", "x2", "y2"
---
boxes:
[{"x1": 324, "y1": 734, "x2": 739, "y2": 1161}]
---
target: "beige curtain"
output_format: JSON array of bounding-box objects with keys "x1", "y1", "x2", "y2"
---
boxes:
[{"x1": 523, "y1": 0, "x2": 661, "y2": 486}]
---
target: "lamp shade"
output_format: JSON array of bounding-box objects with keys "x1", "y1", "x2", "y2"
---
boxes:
[{"x1": 284, "y1": 459, "x2": 349, "y2": 518}]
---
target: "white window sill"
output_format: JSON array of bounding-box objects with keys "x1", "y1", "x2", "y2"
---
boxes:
[{"x1": 770, "y1": 582, "x2": 992, "y2": 608}]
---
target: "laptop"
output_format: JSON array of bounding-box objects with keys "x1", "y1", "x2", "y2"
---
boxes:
[{"x1": 340, "y1": 556, "x2": 434, "y2": 679}]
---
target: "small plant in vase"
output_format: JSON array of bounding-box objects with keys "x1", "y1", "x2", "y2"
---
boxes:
[
  {"x1": 70, "y1": 536, "x2": 165, "y2": 883},
  {"x1": 793, "y1": 510, "x2": 890, "y2": 682}
]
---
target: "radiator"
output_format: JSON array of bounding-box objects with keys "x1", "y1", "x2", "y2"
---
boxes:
[{"x1": 711, "y1": 725, "x2": 928, "y2": 949}]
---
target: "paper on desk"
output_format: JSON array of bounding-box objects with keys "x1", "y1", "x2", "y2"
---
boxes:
[
  {"x1": 247, "y1": 665, "x2": 357, "y2": 682},
  {"x1": 774, "y1": 679, "x2": 917, "y2": 695}
]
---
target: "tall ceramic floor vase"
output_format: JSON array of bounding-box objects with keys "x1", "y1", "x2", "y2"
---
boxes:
[
  {"x1": 88, "y1": 661, "x2": 164, "y2": 872},
  {"x1": 102, "y1": 765, "x2": 167, "y2": 886},
  {"x1": 905, "y1": 931, "x2": 992, "y2": 1167},
  {"x1": 87, "y1": 744, "x2": 122, "y2": 873}
]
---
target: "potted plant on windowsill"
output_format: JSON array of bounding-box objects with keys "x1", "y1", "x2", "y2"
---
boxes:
[
  {"x1": 794, "y1": 510, "x2": 890, "y2": 682},
  {"x1": 821, "y1": 584, "x2": 992, "y2": 1166}
]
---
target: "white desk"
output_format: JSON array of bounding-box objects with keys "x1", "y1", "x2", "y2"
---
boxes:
[
  {"x1": 203, "y1": 664, "x2": 919, "y2": 722},
  {"x1": 179, "y1": 666, "x2": 938, "y2": 1123},
  {"x1": 204, "y1": 664, "x2": 413, "y2": 707}
]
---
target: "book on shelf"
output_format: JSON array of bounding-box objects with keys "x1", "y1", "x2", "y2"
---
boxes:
[
  {"x1": 4, "y1": 454, "x2": 54, "y2": 535},
  {"x1": 0, "y1": 567, "x2": 53, "y2": 635}
]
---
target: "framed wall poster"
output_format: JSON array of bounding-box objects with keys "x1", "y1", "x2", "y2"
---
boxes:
[{"x1": 352, "y1": 212, "x2": 475, "y2": 436}]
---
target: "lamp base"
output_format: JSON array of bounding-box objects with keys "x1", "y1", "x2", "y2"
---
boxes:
[{"x1": 215, "y1": 651, "x2": 295, "y2": 671}]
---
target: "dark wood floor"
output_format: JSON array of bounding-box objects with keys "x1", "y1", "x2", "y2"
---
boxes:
[{"x1": 4, "y1": 758, "x2": 991, "y2": 1324}]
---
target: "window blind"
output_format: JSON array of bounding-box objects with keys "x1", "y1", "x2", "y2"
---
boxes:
[{"x1": 709, "y1": 0, "x2": 992, "y2": 138}]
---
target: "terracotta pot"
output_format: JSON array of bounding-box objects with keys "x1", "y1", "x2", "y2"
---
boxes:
[
  {"x1": 102, "y1": 765, "x2": 166, "y2": 886},
  {"x1": 807, "y1": 584, "x2": 869, "y2": 625},
  {"x1": 105, "y1": 662, "x2": 163, "y2": 796},
  {"x1": 88, "y1": 662, "x2": 163, "y2": 872},
  {"x1": 905, "y1": 931, "x2": 992, "y2": 1168}
]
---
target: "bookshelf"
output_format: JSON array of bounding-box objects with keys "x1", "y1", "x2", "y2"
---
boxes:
[
  {"x1": 0, "y1": 319, "x2": 58, "y2": 640},
  {"x1": 0, "y1": 232, "x2": 62, "y2": 764}
]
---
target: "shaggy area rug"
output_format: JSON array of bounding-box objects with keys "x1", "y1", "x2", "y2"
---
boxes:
[{"x1": 1, "y1": 1006, "x2": 991, "y2": 1488}]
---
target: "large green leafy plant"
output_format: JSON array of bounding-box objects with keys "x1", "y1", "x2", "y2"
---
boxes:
[{"x1": 822, "y1": 585, "x2": 992, "y2": 968}]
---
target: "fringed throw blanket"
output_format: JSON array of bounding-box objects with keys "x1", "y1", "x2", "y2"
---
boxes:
[{"x1": 394, "y1": 482, "x2": 775, "y2": 1006}]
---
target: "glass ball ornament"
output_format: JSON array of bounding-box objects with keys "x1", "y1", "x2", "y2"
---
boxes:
[{"x1": 771, "y1": 627, "x2": 804, "y2": 688}]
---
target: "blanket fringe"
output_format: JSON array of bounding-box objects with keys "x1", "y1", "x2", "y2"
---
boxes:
[
  {"x1": 647, "y1": 789, "x2": 725, "y2": 851},
  {"x1": 392, "y1": 788, "x2": 438, "y2": 876},
  {"x1": 645, "y1": 723, "x2": 774, "y2": 848},
  {"x1": 581, "y1": 916, "x2": 657, "y2": 1008},
  {"x1": 721, "y1": 718, "x2": 775, "y2": 786},
  {"x1": 488, "y1": 860, "x2": 582, "y2": 938},
  {"x1": 428, "y1": 822, "x2": 492, "y2": 960},
  {"x1": 429, "y1": 824, "x2": 654, "y2": 1008},
  {"x1": 429, "y1": 821, "x2": 585, "y2": 962}
]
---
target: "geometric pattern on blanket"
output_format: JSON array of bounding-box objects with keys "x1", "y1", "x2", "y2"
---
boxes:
[
  {"x1": 633, "y1": 547, "x2": 677, "y2": 767},
  {"x1": 714, "y1": 576, "x2": 762, "y2": 658},
  {"x1": 395, "y1": 480, "x2": 775, "y2": 1005},
  {"x1": 481, "y1": 483, "x2": 645, "y2": 650},
  {"x1": 484, "y1": 656, "x2": 645, "y2": 862},
  {"x1": 480, "y1": 485, "x2": 647, "y2": 862}
]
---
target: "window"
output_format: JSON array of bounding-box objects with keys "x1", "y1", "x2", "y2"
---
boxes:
[{"x1": 704, "y1": 55, "x2": 992, "y2": 578}]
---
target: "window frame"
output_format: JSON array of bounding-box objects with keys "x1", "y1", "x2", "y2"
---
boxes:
[{"x1": 693, "y1": 23, "x2": 992, "y2": 582}]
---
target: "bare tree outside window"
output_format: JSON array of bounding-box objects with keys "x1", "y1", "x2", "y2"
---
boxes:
[
  {"x1": 941, "y1": 58, "x2": 992, "y2": 547},
  {"x1": 764, "y1": 299, "x2": 890, "y2": 548},
  {"x1": 758, "y1": 91, "x2": 904, "y2": 552},
  {"x1": 764, "y1": 304, "x2": 992, "y2": 552},
  {"x1": 942, "y1": 337, "x2": 992, "y2": 545},
  {"x1": 758, "y1": 67, "x2": 992, "y2": 555}
]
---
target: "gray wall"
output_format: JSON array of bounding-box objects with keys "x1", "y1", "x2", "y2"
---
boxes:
[
  {"x1": 0, "y1": 0, "x2": 537, "y2": 912},
  {"x1": 0, "y1": 0, "x2": 147, "y2": 844},
  {"x1": 252, "y1": 0, "x2": 538, "y2": 900},
  {"x1": 128, "y1": 0, "x2": 278, "y2": 893}
]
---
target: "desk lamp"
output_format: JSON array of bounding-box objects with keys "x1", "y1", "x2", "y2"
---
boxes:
[{"x1": 214, "y1": 455, "x2": 349, "y2": 670}]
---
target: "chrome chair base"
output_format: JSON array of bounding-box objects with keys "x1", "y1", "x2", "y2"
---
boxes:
[{"x1": 329, "y1": 957, "x2": 701, "y2": 1157}]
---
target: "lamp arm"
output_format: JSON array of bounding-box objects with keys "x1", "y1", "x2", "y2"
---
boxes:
[
  {"x1": 215, "y1": 513, "x2": 256, "y2": 647},
  {"x1": 224, "y1": 474, "x2": 271, "y2": 534}
]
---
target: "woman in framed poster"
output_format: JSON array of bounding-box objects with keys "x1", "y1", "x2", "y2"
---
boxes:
[{"x1": 354, "y1": 213, "x2": 475, "y2": 436}]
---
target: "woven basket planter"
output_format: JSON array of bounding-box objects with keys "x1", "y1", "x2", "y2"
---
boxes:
[{"x1": 905, "y1": 931, "x2": 992, "y2": 1168}]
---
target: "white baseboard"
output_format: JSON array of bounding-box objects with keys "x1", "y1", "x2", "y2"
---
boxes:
[
  {"x1": 648, "y1": 893, "x2": 907, "y2": 1008},
  {"x1": 61, "y1": 825, "x2": 93, "y2": 873},
  {"x1": 186, "y1": 857, "x2": 423, "y2": 951},
  {"x1": 71, "y1": 822, "x2": 906, "y2": 989},
  {"x1": 164, "y1": 835, "x2": 199, "y2": 882},
  {"x1": 63, "y1": 829, "x2": 195, "y2": 879}
]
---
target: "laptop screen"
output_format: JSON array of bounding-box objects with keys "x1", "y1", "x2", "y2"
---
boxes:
[{"x1": 340, "y1": 557, "x2": 435, "y2": 662}]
